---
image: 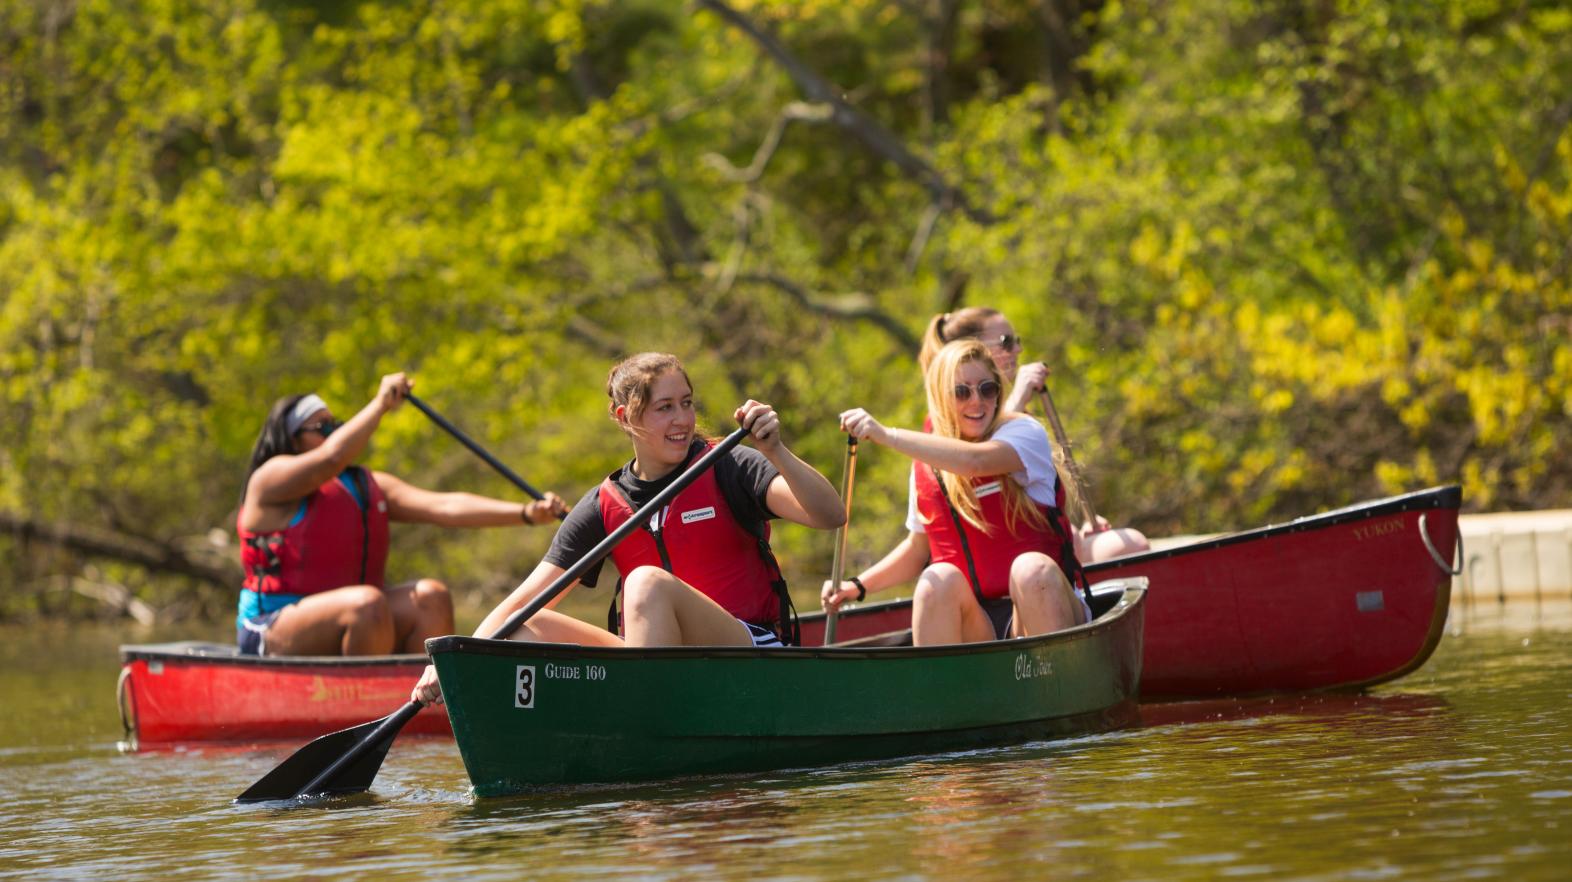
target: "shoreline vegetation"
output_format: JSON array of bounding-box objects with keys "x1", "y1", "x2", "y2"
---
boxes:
[{"x1": 4, "y1": 1, "x2": 1569, "y2": 624}]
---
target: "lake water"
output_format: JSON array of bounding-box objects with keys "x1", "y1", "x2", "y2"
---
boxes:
[{"x1": 2, "y1": 601, "x2": 1568, "y2": 881}]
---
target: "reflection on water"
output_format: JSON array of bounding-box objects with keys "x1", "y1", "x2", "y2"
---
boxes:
[{"x1": 1, "y1": 604, "x2": 1569, "y2": 881}]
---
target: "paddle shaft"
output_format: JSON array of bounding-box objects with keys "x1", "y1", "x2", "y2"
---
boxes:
[
  {"x1": 407, "y1": 393, "x2": 563, "y2": 519},
  {"x1": 1038, "y1": 388, "x2": 1098, "y2": 527},
  {"x1": 292, "y1": 426, "x2": 751, "y2": 800},
  {"x1": 823, "y1": 434, "x2": 858, "y2": 645}
]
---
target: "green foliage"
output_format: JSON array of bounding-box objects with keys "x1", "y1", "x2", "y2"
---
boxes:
[{"x1": 2, "y1": 0, "x2": 1568, "y2": 621}]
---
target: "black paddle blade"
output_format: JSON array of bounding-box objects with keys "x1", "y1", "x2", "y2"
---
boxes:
[{"x1": 235, "y1": 713, "x2": 400, "y2": 803}]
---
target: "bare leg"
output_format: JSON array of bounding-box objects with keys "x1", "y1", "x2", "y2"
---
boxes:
[
  {"x1": 386, "y1": 578, "x2": 457, "y2": 654},
  {"x1": 265, "y1": 585, "x2": 394, "y2": 656},
  {"x1": 1007, "y1": 552, "x2": 1082, "y2": 637},
  {"x1": 505, "y1": 609, "x2": 624, "y2": 647},
  {"x1": 620, "y1": 566, "x2": 752, "y2": 647},
  {"x1": 912, "y1": 563, "x2": 996, "y2": 646}
]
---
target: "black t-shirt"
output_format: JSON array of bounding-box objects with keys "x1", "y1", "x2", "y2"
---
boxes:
[{"x1": 542, "y1": 440, "x2": 780, "y2": 588}]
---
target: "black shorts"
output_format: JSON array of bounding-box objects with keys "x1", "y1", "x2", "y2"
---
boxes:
[
  {"x1": 980, "y1": 597, "x2": 1014, "y2": 640},
  {"x1": 978, "y1": 594, "x2": 1094, "y2": 640}
]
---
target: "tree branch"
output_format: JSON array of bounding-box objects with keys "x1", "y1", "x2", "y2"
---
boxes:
[
  {"x1": 728, "y1": 271, "x2": 919, "y2": 351},
  {"x1": 703, "y1": 101, "x2": 833, "y2": 183},
  {"x1": 696, "y1": 0, "x2": 995, "y2": 225},
  {"x1": 0, "y1": 511, "x2": 239, "y2": 589}
]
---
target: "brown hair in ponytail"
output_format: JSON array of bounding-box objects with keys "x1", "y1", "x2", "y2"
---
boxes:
[{"x1": 917, "y1": 307, "x2": 1001, "y2": 376}]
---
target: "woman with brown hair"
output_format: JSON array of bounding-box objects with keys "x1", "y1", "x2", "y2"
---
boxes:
[{"x1": 413, "y1": 352, "x2": 844, "y2": 706}]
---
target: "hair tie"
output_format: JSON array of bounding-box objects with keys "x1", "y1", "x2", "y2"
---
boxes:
[{"x1": 937, "y1": 313, "x2": 950, "y2": 341}]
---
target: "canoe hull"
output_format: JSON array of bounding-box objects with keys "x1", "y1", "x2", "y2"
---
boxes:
[
  {"x1": 799, "y1": 485, "x2": 1461, "y2": 699},
  {"x1": 118, "y1": 643, "x2": 452, "y2": 746},
  {"x1": 431, "y1": 580, "x2": 1145, "y2": 796}
]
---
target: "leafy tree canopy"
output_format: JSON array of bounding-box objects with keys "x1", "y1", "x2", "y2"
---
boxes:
[{"x1": 2, "y1": 0, "x2": 1568, "y2": 621}]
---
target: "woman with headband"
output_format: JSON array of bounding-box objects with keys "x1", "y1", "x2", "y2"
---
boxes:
[{"x1": 235, "y1": 373, "x2": 566, "y2": 657}]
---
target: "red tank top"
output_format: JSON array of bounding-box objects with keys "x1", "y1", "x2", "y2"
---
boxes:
[
  {"x1": 598, "y1": 448, "x2": 780, "y2": 626},
  {"x1": 238, "y1": 468, "x2": 390, "y2": 596}
]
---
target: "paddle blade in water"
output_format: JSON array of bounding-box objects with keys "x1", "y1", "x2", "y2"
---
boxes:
[{"x1": 235, "y1": 712, "x2": 400, "y2": 803}]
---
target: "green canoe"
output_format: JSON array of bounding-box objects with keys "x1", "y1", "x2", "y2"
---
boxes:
[{"x1": 429, "y1": 577, "x2": 1147, "y2": 797}]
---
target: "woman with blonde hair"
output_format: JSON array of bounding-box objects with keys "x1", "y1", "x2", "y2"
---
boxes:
[
  {"x1": 826, "y1": 340, "x2": 1090, "y2": 645},
  {"x1": 920, "y1": 305, "x2": 1149, "y2": 561}
]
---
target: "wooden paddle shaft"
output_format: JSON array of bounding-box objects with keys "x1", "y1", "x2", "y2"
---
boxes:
[
  {"x1": 1038, "y1": 388, "x2": 1098, "y2": 527},
  {"x1": 824, "y1": 434, "x2": 858, "y2": 645}
]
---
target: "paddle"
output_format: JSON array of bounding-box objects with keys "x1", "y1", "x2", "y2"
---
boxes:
[
  {"x1": 1037, "y1": 388, "x2": 1150, "y2": 562},
  {"x1": 235, "y1": 425, "x2": 753, "y2": 804},
  {"x1": 1037, "y1": 387, "x2": 1098, "y2": 529},
  {"x1": 406, "y1": 393, "x2": 564, "y2": 520},
  {"x1": 823, "y1": 433, "x2": 859, "y2": 645}
]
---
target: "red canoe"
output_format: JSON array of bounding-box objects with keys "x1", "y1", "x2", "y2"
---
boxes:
[
  {"x1": 118, "y1": 642, "x2": 451, "y2": 747},
  {"x1": 801, "y1": 485, "x2": 1462, "y2": 698}
]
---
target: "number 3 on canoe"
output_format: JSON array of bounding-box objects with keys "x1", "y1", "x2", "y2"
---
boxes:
[
  {"x1": 515, "y1": 666, "x2": 535, "y2": 709},
  {"x1": 234, "y1": 426, "x2": 752, "y2": 804}
]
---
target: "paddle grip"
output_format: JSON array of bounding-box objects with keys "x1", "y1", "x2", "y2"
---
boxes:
[{"x1": 489, "y1": 425, "x2": 752, "y2": 642}]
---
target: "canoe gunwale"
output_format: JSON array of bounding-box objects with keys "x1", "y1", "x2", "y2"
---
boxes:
[
  {"x1": 797, "y1": 484, "x2": 1463, "y2": 635},
  {"x1": 1081, "y1": 483, "x2": 1461, "y2": 576},
  {"x1": 427, "y1": 578, "x2": 1147, "y2": 663},
  {"x1": 118, "y1": 642, "x2": 429, "y2": 669}
]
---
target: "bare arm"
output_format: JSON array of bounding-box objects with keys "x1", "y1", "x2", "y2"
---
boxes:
[
  {"x1": 839, "y1": 408, "x2": 1025, "y2": 477},
  {"x1": 821, "y1": 531, "x2": 930, "y2": 611},
  {"x1": 737, "y1": 400, "x2": 845, "y2": 529},
  {"x1": 414, "y1": 558, "x2": 604, "y2": 704},
  {"x1": 247, "y1": 373, "x2": 409, "y2": 508},
  {"x1": 376, "y1": 471, "x2": 567, "y2": 527},
  {"x1": 471, "y1": 559, "x2": 576, "y2": 637}
]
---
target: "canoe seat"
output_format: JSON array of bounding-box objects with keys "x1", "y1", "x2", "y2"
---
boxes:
[{"x1": 831, "y1": 629, "x2": 914, "y2": 648}]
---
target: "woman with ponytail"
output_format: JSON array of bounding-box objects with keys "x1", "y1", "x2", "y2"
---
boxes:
[
  {"x1": 824, "y1": 340, "x2": 1090, "y2": 645},
  {"x1": 413, "y1": 352, "x2": 845, "y2": 705}
]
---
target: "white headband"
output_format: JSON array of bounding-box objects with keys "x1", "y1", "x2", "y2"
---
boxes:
[{"x1": 286, "y1": 394, "x2": 329, "y2": 434}]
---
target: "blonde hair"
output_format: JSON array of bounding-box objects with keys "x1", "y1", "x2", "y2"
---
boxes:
[
  {"x1": 917, "y1": 307, "x2": 1001, "y2": 376},
  {"x1": 924, "y1": 340, "x2": 1050, "y2": 536},
  {"x1": 607, "y1": 352, "x2": 692, "y2": 431}
]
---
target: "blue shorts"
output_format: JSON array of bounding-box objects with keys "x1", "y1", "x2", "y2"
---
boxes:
[{"x1": 237, "y1": 609, "x2": 285, "y2": 656}]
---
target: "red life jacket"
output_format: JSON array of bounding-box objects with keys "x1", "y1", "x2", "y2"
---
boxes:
[
  {"x1": 238, "y1": 467, "x2": 390, "y2": 597},
  {"x1": 913, "y1": 462, "x2": 1079, "y2": 600},
  {"x1": 598, "y1": 446, "x2": 791, "y2": 637}
]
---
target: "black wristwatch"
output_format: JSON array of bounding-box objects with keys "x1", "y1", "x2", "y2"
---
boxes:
[{"x1": 849, "y1": 576, "x2": 867, "y2": 601}]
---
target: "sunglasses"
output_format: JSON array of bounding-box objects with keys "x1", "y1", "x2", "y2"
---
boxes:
[
  {"x1": 295, "y1": 418, "x2": 341, "y2": 437},
  {"x1": 985, "y1": 334, "x2": 1023, "y2": 352},
  {"x1": 952, "y1": 380, "x2": 1001, "y2": 402}
]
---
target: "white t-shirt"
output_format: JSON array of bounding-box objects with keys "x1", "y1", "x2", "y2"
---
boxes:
[{"x1": 905, "y1": 416, "x2": 1060, "y2": 533}]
